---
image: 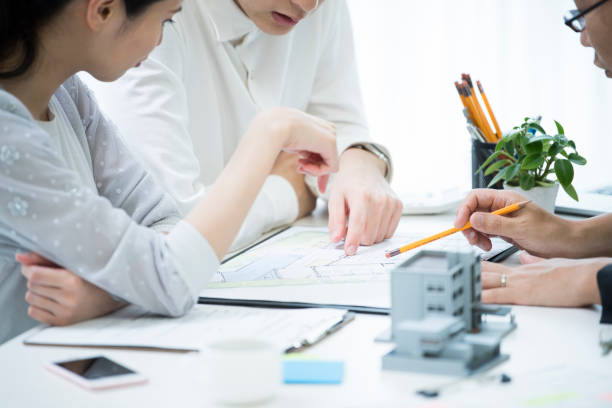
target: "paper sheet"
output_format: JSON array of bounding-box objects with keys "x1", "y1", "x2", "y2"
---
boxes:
[
  {"x1": 24, "y1": 304, "x2": 347, "y2": 352},
  {"x1": 200, "y1": 226, "x2": 512, "y2": 309},
  {"x1": 210, "y1": 226, "x2": 510, "y2": 289}
]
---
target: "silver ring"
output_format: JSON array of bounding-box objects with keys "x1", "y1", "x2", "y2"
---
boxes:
[{"x1": 500, "y1": 273, "x2": 507, "y2": 288}]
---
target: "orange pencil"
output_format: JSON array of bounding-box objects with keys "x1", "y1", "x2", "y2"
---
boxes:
[
  {"x1": 461, "y1": 82, "x2": 495, "y2": 143},
  {"x1": 463, "y1": 74, "x2": 496, "y2": 142},
  {"x1": 455, "y1": 81, "x2": 477, "y2": 127},
  {"x1": 457, "y1": 82, "x2": 484, "y2": 142},
  {"x1": 459, "y1": 83, "x2": 478, "y2": 126},
  {"x1": 455, "y1": 81, "x2": 469, "y2": 110},
  {"x1": 477, "y1": 80, "x2": 502, "y2": 141},
  {"x1": 385, "y1": 200, "x2": 530, "y2": 258}
]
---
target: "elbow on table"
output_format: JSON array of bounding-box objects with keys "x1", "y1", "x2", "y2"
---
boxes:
[{"x1": 153, "y1": 292, "x2": 197, "y2": 318}]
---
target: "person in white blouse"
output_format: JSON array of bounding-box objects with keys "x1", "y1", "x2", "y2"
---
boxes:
[
  {"x1": 85, "y1": 0, "x2": 403, "y2": 256},
  {"x1": 0, "y1": 0, "x2": 337, "y2": 343}
]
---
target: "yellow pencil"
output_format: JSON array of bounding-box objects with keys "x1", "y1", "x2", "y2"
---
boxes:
[
  {"x1": 463, "y1": 74, "x2": 496, "y2": 143},
  {"x1": 477, "y1": 80, "x2": 502, "y2": 141},
  {"x1": 385, "y1": 200, "x2": 531, "y2": 258}
]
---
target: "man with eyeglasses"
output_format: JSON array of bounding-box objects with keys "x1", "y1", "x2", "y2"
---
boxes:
[
  {"x1": 83, "y1": 0, "x2": 403, "y2": 256},
  {"x1": 452, "y1": 0, "x2": 612, "y2": 323}
]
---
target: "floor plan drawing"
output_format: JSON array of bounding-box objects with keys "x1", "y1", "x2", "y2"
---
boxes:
[{"x1": 209, "y1": 227, "x2": 510, "y2": 289}]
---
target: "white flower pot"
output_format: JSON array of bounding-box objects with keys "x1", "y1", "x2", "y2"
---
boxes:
[{"x1": 503, "y1": 183, "x2": 559, "y2": 213}]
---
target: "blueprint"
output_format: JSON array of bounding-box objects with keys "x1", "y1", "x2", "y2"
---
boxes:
[{"x1": 209, "y1": 226, "x2": 511, "y2": 289}]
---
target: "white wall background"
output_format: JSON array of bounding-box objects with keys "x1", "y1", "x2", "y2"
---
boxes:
[{"x1": 347, "y1": 0, "x2": 612, "y2": 196}]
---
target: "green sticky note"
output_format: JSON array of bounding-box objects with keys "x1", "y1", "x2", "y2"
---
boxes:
[{"x1": 523, "y1": 392, "x2": 580, "y2": 407}]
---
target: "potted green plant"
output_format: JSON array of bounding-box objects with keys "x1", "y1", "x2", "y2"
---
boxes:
[{"x1": 477, "y1": 117, "x2": 587, "y2": 212}]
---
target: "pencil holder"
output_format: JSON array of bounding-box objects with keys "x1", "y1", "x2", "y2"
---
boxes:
[{"x1": 471, "y1": 139, "x2": 503, "y2": 189}]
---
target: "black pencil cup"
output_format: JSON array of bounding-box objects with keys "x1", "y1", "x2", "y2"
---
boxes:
[{"x1": 471, "y1": 139, "x2": 503, "y2": 189}]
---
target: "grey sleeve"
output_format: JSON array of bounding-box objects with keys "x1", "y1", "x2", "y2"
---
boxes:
[
  {"x1": 70, "y1": 77, "x2": 181, "y2": 232},
  {"x1": 0, "y1": 93, "x2": 217, "y2": 318}
]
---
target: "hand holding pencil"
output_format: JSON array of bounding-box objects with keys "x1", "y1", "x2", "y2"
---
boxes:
[
  {"x1": 454, "y1": 189, "x2": 575, "y2": 259},
  {"x1": 386, "y1": 198, "x2": 530, "y2": 258}
]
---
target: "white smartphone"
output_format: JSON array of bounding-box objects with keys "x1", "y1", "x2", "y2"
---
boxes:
[{"x1": 46, "y1": 356, "x2": 147, "y2": 390}]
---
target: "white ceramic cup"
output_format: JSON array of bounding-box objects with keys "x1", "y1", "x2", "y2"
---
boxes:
[{"x1": 202, "y1": 338, "x2": 282, "y2": 405}]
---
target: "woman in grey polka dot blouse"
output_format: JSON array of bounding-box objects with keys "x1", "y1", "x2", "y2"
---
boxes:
[{"x1": 0, "y1": 0, "x2": 338, "y2": 343}]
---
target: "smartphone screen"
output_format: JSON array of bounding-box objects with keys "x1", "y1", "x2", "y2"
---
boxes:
[{"x1": 55, "y1": 356, "x2": 135, "y2": 380}]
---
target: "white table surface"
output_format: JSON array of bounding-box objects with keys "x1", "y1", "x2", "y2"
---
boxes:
[{"x1": 1, "y1": 207, "x2": 609, "y2": 407}]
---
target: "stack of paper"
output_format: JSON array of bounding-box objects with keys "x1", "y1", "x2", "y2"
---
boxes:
[{"x1": 24, "y1": 304, "x2": 348, "y2": 352}]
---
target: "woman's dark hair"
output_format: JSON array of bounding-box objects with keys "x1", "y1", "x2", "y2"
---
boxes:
[{"x1": 0, "y1": 0, "x2": 163, "y2": 79}]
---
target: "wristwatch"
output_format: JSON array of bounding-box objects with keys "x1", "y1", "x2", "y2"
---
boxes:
[{"x1": 349, "y1": 143, "x2": 392, "y2": 180}]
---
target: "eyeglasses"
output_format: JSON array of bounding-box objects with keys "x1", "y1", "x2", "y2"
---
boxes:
[{"x1": 564, "y1": 0, "x2": 611, "y2": 32}]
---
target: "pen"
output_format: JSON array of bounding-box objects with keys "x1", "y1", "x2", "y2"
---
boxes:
[
  {"x1": 284, "y1": 312, "x2": 356, "y2": 354},
  {"x1": 385, "y1": 200, "x2": 531, "y2": 258}
]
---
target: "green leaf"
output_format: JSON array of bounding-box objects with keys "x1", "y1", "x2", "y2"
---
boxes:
[
  {"x1": 501, "y1": 129, "x2": 520, "y2": 145},
  {"x1": 554, "y1": 120, "x2": 565, "y2": 135},
  {"x1": 568, "y1": 140, "x2": 576, "y2": 149},
  {"x1": 519, "y1": 172, "x2": 535, "y2": 190},
  {"x1": 568, "y1": 153, "x2": 587, "y2": 165},
  {"x1": 487, "y1": 167, "x2": 508, "y2": 187},
  {"x1": 519, "y1": 133, "x2": 530, "y2": 147},
  {"x1": 553, "y1": 134, "x2": 569, "y2": 146},
  {"x1": 528, "y1": 123, "x2": 546, "y2": 135},
  {"x1": 525, "y1": 140, "x2": 543, "y2": 155},
  {"x1": 547, "y1": 142, "x2": 564, "y2": 158},
  {"x1": 505, "y1": 163, "x2": 521, "y2": 182},
  {"x1": 554, "y1": 159, "x2": 574, "y2": 186},
  {"x1": 475, "y1": 150, "x2": 505, "y2": 174},
  {"x1": 495, "y1": 137, "x2": 506, "y2": 152},
  {"x1": 547, "y1": 144, "x2": 563, "y2": 159},
  {"x1": 527, "y1": 134, "x2": 553, "y2": 144},
  {"x1": 562, "y1": 183, "x2": 579, "y2": 202},
  {"x1": 535, "y1": 179, "x2": 555, "y2": 187},
  {"x1": 505, "y1": 140, "x2": 516, "y2": 157},
  {"x1": 521, "y1": 154, "x2": 546, "y2": 170},
  {"x1": 484, "y1": 159, "x2": 511, "y2": 176}
]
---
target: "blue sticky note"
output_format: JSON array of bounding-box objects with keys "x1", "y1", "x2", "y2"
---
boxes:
[{"x1": 283, "y1": 360, "x2": 344, "y2": 384}]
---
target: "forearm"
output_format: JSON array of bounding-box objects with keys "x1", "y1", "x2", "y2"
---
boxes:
[
  {"x1": 576, "y1": 258, "x2": 610, "y2": 305},
  {"x1": 569, "y1": 214, "x2": 612, "y2": 257},
  {"x1": 185, "y1": 118, "x2": 284, "y2": 260}
]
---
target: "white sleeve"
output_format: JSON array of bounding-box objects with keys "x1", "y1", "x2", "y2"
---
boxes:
[
  {"x1": 230, "y1": 175, "x2": 298, "y2": 251},
  {"x1": 81, "y1": 23, "x2": 202, "y2": 216},
  {"x1": 305, "y1": 0, "x2": 393, "y2": 197},
  {"x1": 83, "y1": 23, "x2": 299, "y2": 249}
]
